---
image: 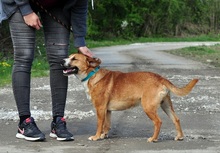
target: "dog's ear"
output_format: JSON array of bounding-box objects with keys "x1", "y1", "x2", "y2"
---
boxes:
[{"x1": 86, "y1": 56, "x2": 102, "y2": 67}]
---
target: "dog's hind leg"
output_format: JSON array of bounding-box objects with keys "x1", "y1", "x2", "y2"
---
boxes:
[
  {"x1": 161, "y1": 94, "x2": 184, "y2": 141},
  {"x1": 142, "y1": 96, "x2": 162, "y2": 142},
  {"x1": 101, "y1": 110, "x2": 111, "y2": 139}
]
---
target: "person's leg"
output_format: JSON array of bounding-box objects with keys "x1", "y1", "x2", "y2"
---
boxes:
[
  {"x1": 40, "y1": 8, "x2": 74, "y2": 141},
  {"x1": 9, "y1": 10, "x2": 45, "y2": 141},
  {"x1": 9, "y1": 11, "x2": 34, "y2": 120},
  {"x1": 41, "y1": 8, "x2": 69, "y2": 119}
]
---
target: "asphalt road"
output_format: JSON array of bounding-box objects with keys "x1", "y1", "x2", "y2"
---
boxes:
[{"x1": 0, "y1": 42, "x2": 220, "y2": 153}]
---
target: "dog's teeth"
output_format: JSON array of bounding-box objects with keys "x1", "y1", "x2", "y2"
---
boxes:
[{"x1": 63, "y1": 69, "x2": 73, "y2": 74}]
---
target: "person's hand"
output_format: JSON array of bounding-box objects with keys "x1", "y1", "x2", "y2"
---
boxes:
[
  {"x1": 23, "y1": 12, "x2": 42, "y2": 30},
  {"x1": 78, "y1": 46, "x2": 94, "y2": 57}
]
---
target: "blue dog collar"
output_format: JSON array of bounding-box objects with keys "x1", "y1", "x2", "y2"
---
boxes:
[{"x1": 81, "y1": 66, "x2": 100, "y2": 82}]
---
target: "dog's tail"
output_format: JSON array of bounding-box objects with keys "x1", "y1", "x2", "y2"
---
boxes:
[{"x1": 164, "y1": 79, "x2": 199, "y2": 96}]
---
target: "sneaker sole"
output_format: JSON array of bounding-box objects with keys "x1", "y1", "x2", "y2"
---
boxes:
[
  {"x1": 49, "y1": 132, "x2": 74, "y2": 141},
  {"x1": 16, "y1": 133, "x2": 45, "y2": 141}
]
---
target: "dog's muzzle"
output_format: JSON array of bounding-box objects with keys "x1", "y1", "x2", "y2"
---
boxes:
[
  {"x1": 60, "y1": 59, "x2": 79, "y2": 76},
  {"x1": 60, "y1": 59, "x2": 67, "y2": 67}
]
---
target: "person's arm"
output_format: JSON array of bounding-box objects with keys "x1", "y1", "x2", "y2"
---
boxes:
[
  {"x1": 63, "y1": 0, "x2": 93, "y2": 57},
  {"x1": 68, "y1": 0, "x2": 93, "y2": 57},
  {"x1": 71, "y1": 0, "x2": 87, "y2": 47},
  {"x1": 14, "y1": 0, "x2": 33, "y2": 16},
  {"x1": 14, "y1": 0, "x2": 42, "y2": 30}
]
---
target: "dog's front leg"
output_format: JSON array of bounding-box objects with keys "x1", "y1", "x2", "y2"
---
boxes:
[
  {"x1": 88, "y1": 108, "x2": 106, "y2": 141},
  {"x1": 100, "y1": 110, "x2": 111, "y2": 139}
]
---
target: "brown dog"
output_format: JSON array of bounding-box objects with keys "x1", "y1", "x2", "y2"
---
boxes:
[{"x1": 61, "y1": 53, "x2": 198, "y2": 142}]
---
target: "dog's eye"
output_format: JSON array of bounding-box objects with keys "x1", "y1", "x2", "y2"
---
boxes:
[{"x1": 71, "y1": 57, "x2": 76, "y2": 61}]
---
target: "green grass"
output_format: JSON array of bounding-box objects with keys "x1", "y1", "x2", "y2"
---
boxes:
[
  {"x1": 1, "y1": 35, "x2": 220, "y2": 87},
  {"x1": 167, "y1": 44, "x2": 220, "y2": 68},
  {"x1": 0, "y1": 57, "x2": 50, "y2": 87},
  {"x1": 31, "y1": 58, "x2": 50, "y2": 77},
  {"x1": 0, "y1": 60, "x2": 13, "y2": 86}
]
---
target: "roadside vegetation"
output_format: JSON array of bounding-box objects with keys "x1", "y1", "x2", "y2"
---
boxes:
[
  {"x1": 1, "y1": 35, "x2": 220, "y2": 87},
  {"x1": 166, "y1": 44, "x2": 220, "y2": 68}
]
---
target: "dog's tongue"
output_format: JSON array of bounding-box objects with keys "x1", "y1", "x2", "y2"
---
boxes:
[{"x1": 63, "y1": 69, "x2": 72, "y2": 74}]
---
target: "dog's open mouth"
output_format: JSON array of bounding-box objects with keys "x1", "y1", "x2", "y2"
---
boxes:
[{"x1": 63, "y1": 67, "x2": 78, "y2": 76}]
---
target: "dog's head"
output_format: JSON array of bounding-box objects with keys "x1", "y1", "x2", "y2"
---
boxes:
[{"x1": 61, "y1": 53, "x2": 101, "y2": 76}]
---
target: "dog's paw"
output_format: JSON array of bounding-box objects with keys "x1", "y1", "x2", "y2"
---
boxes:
[
  {"x1": 147, "y1": 137, "x2": 158, "y2": 143},
  {"x1": 100, "y1": 133, "x2": 108, "y2": 139},
  {"x1": 88, "y1": 135, "x2": 100, "y2": 141},
  {"x1": 175, "y1": 136, "x2": 184, "y2": 141}
]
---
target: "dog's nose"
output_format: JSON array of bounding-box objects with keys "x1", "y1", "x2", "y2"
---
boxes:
[{"x1": 60, "y1": 60, "x2": 66, "y2": 66}]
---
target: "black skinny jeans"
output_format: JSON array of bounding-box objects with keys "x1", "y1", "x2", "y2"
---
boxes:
[{"x1": 9, "y1": 9, "x2": 70, "y2": 117}]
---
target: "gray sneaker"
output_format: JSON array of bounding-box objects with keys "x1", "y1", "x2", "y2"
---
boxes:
[
  {"x1": 16, "y1": 117, "x2": 45, "y2": 141},
  {"x1": 49, "y1": 117, "x2": 74, "y2": 141}
]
